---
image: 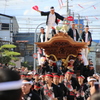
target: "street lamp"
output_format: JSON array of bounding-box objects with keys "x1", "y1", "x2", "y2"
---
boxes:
[{"x1": 33, "y1": 22, "x2": 45, "y2": 70}]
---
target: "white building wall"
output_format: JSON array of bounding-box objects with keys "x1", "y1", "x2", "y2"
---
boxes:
[
  {"x1": 0, "y1": 31, "x2": 10, "y2": 41},
  {"x1": 0, "y1": 15, "x2": 19, "y2": 43},
  {"x1": 12, "y1": 17, "x2": 19, "y2": 34},
  {"x1": 0, "y1": 16, "x2": 11, "y2": 23},
  {"x1": 0, "y1": 16, "x2": 10, "y2": 41}
]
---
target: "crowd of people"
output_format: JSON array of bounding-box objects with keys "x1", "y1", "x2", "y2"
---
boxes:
[
  {"x1": 0, "y1": 36, "x2": 99, "y2": 100},
  {"x1": 0, "y1": 65, "x2": 99, "y2": 100}
]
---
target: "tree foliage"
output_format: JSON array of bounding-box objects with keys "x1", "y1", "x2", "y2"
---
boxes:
[
  {"x1": 21, "y1": 61, "x2": 32, "y2": 70},
  {"x1": 0, "y1": 44, "x2": 20, "y2": 65}
]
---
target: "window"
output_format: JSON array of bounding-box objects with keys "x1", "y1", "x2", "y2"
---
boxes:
[{"x1": 1, "y1": 23, "x2": 9, "y2": 30}]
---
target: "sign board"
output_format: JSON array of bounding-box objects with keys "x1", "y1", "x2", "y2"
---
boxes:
[{"x1": 67, "y1": 16, "x2": 74, "y2": 21}]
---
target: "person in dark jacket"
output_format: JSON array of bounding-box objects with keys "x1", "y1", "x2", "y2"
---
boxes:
[
  {"x1": 67, "y1": 22, "x2": 79, "y2": 41},
  {"x1": 76, "y1": 75, "x2": 88, "y2": 100},
  {"x1": 33, "y1": 83, "x2": 41, "y2": 96},
  {"x1": 22, "y1": 78, "x2": 41, "y2": 100},
  {"x1": 38, "y1": 27, "x2": 45, "y2": 42},
  {"x1": 85, "y1": 76, "x2": 97, "y2": 100},
  {"x1": 40, "y1": 73, "x2": 63, "y2": 100},
  {"x1": 36, "y1": 6, "x2": 68, "y2": 41},
  {"x1": 37, "y1": 27, "x2": 45, "y2": 62},
  {"x1": 63, "y1": 70, "x2": 80, "y2": 100},
  {"x1": 81, "y1": 25, "x2": 92, "y2": 47},
  {"x1": 47, "y1": 59, "x2": 58, "y2": 73},
  {"x1": 73, "y1": 53, "x2": 84, "y2": 75},
  {"x1": 81, "y1": 25, "x2": 92, "y2": 64},
  {"x1": 88, "y1": 64, "x2": 94, "y2": 76},
  {"x1": 53, "y1": 73, "x2": 68, "y2": 99}
]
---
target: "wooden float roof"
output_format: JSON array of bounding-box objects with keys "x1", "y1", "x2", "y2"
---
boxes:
[{"x1": 35, "y1": 32, "x2": 87, "y2": 59}]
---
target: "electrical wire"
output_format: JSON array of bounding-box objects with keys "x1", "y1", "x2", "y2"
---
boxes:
[{"x1": 75, "y1": 1, "x2": 100, "y2": 13}]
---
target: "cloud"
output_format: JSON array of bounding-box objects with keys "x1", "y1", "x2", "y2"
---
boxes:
[
  {"x1": 0, "y1": 0, "x2": 35, "y2": 10},
  {"x1": 23, "y1": 9, "x2": 37, "y2": 16},
  {"x1": 23, "y1": 10, "x2": 30, "y2": 15}
]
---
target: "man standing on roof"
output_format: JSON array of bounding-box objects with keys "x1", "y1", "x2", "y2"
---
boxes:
[
  {"x1": 81, "y1": 25, "x2": 92, "y2": 58},
  {"x1": 38, "y1": 27, "x2": 45, "y2": 42},
  {"x1": 36, "y1": 6, "x2": 68, "y2": 41},
  {"x1": 67, "y1": 22, "x2": 79, "y2": 41}
]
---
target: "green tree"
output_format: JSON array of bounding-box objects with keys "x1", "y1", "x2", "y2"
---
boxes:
[
  {"x1": 0, "y1": 44, "x2": 20, "y2": 65},
  {"x1": 21, "y1": 61, "x2": 32, "y2": 70}
]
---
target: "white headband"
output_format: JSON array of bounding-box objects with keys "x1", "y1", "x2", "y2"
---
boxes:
[
  {"x1": 22, "y1": 81, "x2": 33, "y2": 85},
  {"x1": 0, "y1": 80, "x2": 22, "y2": 91},
  {"x1": 93, "y1": 74, "x2": 99, "y2": 77},
  {"x1": 28, "y1": 72, "x2": 33, "y2": 75},
  {"x1": 88, "y1": 78, "x2": 96, "y2": 82}
]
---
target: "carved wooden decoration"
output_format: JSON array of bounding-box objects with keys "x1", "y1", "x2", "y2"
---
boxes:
[{"x1": 35, "y1": 32, "x2": 87, "y2": 59}]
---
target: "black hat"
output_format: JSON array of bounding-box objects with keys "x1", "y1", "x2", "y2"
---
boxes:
[
  {"x1": 34, "y1": 83, "x2": 41, "y2": 88},
  {"x1": 66, "y1": 70, "x2": 74, "y2": 74},
  {"x1": 40, "y1": 27, "x2": 44, "y2": 29},
  {"x1": 89, "y1": 64, "x2": 94, "y2": 68},
  {"x1": 78, "y1": 75, "x2": 85, "y2": 79},
  {"x1": 85, "y1": 25, "x2": 89, "y2": 28},
  {"x1": 78, "y1": 53, "x2": 82, "y2": 56},
  {"x1": 20, "y1": 73, "x2": 26, "y2": 77},
  {"x1": 34, "y1": 73, "x2": 39, "y2": 76},
  {"x1": 71, "y1": 21, "x2": 75, "y2": 24},
  {"x1": 60, "y1": 73, "x2": 65, "y2": 77},
  {"x1": 45, "y1": 72, "x2": 53, "y2": 78},
  {"x1": 50, "y1": 6, "x2": 54, "y2": 10},
  {"x1": 53, "y1": 73, "x2": 60, "y2": 78}
]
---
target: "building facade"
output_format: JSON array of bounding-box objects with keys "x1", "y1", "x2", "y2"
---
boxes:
[
  {"x1": 13, "y1": 33, "x2": 35, "y2": 67},
  {"x1": 0, "y1": 13, "x2": 19, "y2": 43}
]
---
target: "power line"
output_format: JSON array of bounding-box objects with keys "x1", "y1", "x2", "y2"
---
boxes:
[{"x1": 75, "y1": 1, "x2": 100, "y2": 13}]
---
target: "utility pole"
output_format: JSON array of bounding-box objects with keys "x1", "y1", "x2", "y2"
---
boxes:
[
  {"x1": 78, "y1": 14, "x2": 80, "y2": 34},
  {"x1": 69, "y1": 9, "x2": 71, "y2": 16},
  {"x1": 72, "y1": 12, "x2": 74, "y2": 19},
  {"x1": 86, "y1": 21, "x2": 88, "y2": 25},
  {"x1": 66, "y1": 0, "x2": 69, "y2": 16},
  {"x1": 66, "y1": 0, "x2": 69, "y2": 25}
]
